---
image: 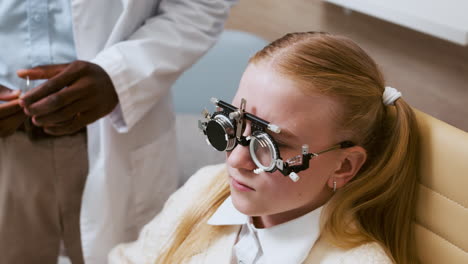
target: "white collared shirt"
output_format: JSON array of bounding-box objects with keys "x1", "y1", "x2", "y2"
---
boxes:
[{"x1": 208, "y1": 196, "x2": 323, "y2": 264}]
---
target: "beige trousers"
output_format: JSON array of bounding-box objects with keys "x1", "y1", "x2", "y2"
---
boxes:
[{"x1": 0, "y1": 131, "x2": 88, "y2": 264}]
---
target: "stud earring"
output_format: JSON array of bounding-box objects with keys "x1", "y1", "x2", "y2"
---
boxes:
[{"x1": 333, "y1": 181, "x2": 337, "y2": 192}]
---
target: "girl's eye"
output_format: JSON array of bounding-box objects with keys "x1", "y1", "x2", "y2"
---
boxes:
[
  {"x1": 276, "y1": 139, "x2": 301, "y2": 150},
  {"x1": 276, "y1": 142, "x2": 287, "y2": 147},
  {"x1": 275, "y1": 140, "x2": 291, "y2": 149}
]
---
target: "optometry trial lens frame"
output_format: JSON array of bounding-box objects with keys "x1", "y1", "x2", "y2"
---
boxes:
[{"x1": 198, "y1": 98, "x2": 355, "y2": 182}]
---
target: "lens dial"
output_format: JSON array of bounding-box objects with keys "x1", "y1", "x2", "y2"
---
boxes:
[
  {"x1": 206, "y1": 114, "x2": 236, "y2": 151},
  {"x1": 249, "y1": 131, "x2": 279, "y2": 172}
]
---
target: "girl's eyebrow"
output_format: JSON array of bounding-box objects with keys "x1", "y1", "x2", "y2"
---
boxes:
[{"x1": 245, "y1": 108, "x2": 298, "y2": 141}]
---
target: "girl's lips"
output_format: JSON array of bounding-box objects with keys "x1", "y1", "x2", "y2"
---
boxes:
[{"x1": 230, "y1": 177, "x2": 255, "y2": 192}]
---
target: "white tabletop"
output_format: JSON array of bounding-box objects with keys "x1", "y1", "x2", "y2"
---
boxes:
[{"x1": 325, "y1": 0, "x2": 468, "y2": 45}]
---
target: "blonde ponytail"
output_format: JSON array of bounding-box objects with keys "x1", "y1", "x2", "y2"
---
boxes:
[{"x1": 323, "y1": 98, "x2": 420, "y2": 264}]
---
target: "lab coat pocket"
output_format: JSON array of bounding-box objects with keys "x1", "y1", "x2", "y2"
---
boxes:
[{"x1": 129, "y1": 129, "x2": 178, "y2": 230}]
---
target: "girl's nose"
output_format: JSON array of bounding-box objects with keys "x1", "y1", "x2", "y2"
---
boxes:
[{"x1": 226, "y1": 142, "x2": 257, "y2": 171}]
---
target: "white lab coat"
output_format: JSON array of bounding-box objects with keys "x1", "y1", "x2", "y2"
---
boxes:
[{"x1": 69, "y1": 0, "x2": 236, "y2": 263}]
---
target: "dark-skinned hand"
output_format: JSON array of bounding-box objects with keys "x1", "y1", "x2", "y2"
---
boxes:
[
  {"x1": 17, "y1": 60, "x2": 119, "y2": 136},
  {"x1": 0, "y1": 85, "x2": 27, "y2": 137}
]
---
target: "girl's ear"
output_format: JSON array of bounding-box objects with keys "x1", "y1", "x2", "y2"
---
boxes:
[{"x1": 328, "y1": 146, "x2": 367, "y2": 190}]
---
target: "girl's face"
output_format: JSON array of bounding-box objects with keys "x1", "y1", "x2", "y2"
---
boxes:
[{"x1": 227, "y1": 63, "x2": 345, "y2": 228}]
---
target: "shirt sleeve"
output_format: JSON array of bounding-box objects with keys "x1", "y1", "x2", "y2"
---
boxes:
[{"x1": 92, "y1": 0, "x2": 237, "y2": 132}]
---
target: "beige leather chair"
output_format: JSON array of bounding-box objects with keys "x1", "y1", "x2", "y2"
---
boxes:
[{"x1": 414, "y1": 109, "x2": 468, "y2": 263}]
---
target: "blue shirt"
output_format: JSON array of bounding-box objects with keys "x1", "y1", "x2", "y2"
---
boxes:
[{"x1": 0, "y1": 0, "x2": 76, "y2": 93}]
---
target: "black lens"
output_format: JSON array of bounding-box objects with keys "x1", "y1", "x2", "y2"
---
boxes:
[{"x1": 206, "y1": 120, "x2": 229, "y2": 151}]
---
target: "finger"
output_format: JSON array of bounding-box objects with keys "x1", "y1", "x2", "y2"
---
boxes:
[
  {"x1": 0, "y1": 100, "x2": 22, "y2": 119},
  {"x1": 20, "y1": 64, "x2": 81, "y2": 108},
  {"x1": 33, "y1": 99, "x2": 91, "y2": 127},
  {"x1": 0, "y1": 85, "x2": 21, "y2": 101},
  {"x1": 44, "y1": 110, "x2": 93, "y2": 136},
  {"x1": 0, "y1": 111, "x2": 26, "y2": 138},
  {"x1": 17, "y1": 64, "x2": 69, "y2": 80},
  {"x1": 24, "y1": 81, "x2": 88, "y2": 116}
]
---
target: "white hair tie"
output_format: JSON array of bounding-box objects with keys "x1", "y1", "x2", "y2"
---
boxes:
[{"x1": 383, "y1": 86, "x2": 402, "y2": 106}]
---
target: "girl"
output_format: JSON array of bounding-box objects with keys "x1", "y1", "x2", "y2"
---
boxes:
[{"x1": 109, "y1": 32, "x2": 419, "y2": 264}]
